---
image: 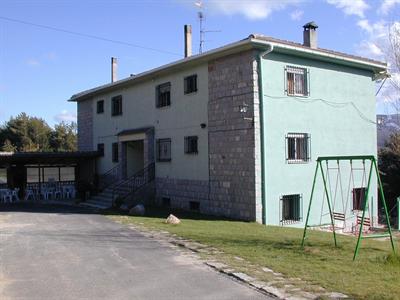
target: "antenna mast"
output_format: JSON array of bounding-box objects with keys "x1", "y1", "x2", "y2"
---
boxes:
[{"x1": 195, "y1": 1, "x2": 205, "y2": 53}]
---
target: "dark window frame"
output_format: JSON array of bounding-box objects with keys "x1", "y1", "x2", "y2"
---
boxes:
[
  {"x1": 286, "y1": 133, "x2": 311, "y2": 163},
  {"x1": 280, "y1": 194, "x2": 302, "y2": 225},
  {"x1": 184, "y1": 74, "x2": 198, "y2": 94},
  {"x1": 111, "y1": 95, "x2": 123, "y2": 116},
  {"x1": 157, "y1": 138, "x2": 171, "y2": 162},
  {"x1": 97, "y1": 100, "x2": 104, "y2": 114},
  {"x1": 112, "y1": 142, "x2": 119, "y2": 163},
  {"x1": 97, "y1": 143, "x2": 104, "y2": 157},
  {"x1": 285, "y1": 66, "x2": 309, "y2": 97},
  {"x1": 156, "y1": 82, "x2": 171, "y2": 108},
  {"x1": 184, "y1": 136, "x2": 198, "y2": 154},
  {"x1": 352, "y1": 187, "x2": 367, "y2": 211}
]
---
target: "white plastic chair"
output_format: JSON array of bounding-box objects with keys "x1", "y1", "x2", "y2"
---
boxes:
[
  {"x1": 3, "y1": 190, "x2": 13, "y2": 203},
  {"x1": 11, "y1": 188, "x2": 19, "y2": 202}
]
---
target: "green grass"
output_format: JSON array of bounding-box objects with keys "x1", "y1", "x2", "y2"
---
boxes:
[{"x1": 107, "y1": 207, "x2": 400, "y2": 300}]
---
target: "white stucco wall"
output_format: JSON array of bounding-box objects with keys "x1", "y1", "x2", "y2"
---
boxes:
[{"x1": 90, "y1": 63, "x2": 209, "y2": 181}]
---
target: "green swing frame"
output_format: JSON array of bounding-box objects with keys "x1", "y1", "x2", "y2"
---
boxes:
[{"x1": 301, "y1": 155, "x2": 396, "y2": 260}]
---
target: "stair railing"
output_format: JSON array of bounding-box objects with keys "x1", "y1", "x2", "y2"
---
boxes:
[
  {"x1": 112, "y1": 163, "x2": 155, "y2": 204},
  {"x1": 98, "y1": 164, "x2": 121, "y2": 191}
]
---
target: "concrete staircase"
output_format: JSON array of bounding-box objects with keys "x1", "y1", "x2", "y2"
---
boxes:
[
  {"x1": 81, "y1": 163, "x2": 155, "y2": 210},
  {"x1": 81, "y1": 184, "x2": 131, "y2": 209}
]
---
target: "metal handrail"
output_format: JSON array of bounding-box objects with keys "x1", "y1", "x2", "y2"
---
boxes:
[
  {"x1": 98, "y1": 164, "x2": 121, "y2": 190},
  {"x1": 112, "y1": 163, "x2": 155, "y2": 204}
]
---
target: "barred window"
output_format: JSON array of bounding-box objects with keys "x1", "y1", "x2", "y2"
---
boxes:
[
  {"x1": 157, "y1": 138, "x2": 171, "y2": 162},
  {"x1": 280, "y1": 194, "x2": 302, "y2": 225},
  {"x1": 97, "y1": 100, "x2": 104, "y2": 114},
  {"x1": 184, "y1": 136, "x2": 198, "y2": 154},
  {"x1": 97, "y1": 143, "x2": 104, "y2": 157},
  {"x1": 112, "y1": 143, "x2": 119, "y2": 162},
  {"x1": 286, "y1": 66, "x2": 309, "y2": 96},
  {"x1": 156, "y1": 82, "x2": 171, "y2": 108},
  {"x1": 184, "y1": 74, "x2": 197, "y2": 94},
  {"x1": 353, "y1": 187, "x2": 367, "y2": 211},
  {"x1": 286, "y1": 133, "x2": 310, "y2": 163},
  {"x1": 111, "y1": 95, "x2": 122, "y2": 116}
]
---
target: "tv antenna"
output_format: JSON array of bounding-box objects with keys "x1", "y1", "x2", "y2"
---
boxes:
[{"x1": 194, "y1": 0, "x2": 220, "y2": 54}]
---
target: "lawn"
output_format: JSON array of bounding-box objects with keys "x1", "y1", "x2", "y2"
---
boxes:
[{"x1": 108, "y1": 207, "x2": 400, "y2": 300}]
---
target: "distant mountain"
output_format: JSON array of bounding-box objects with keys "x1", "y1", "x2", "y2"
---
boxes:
[{"x1": 377, "y1": 114, "x2": 400, "y2": 148}]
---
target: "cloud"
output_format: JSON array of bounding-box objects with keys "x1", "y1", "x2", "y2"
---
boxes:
[
  {"x1": 326, "y1": 0, "x2": 369, "y2": 18},
  {"x1": 26, "y1": 59, "x2": 40, "y2": 67},
  {"x1": 379, "y1": 0, "x2": 400, "y2": 15},
  {"x1": 192, "y1": 0, "x2": 303, "y2": 20},
  {"x1": 45, "y1": 52, "x2": 57, "y2": 61},
  {"x1": 356, "y1": 19, "x2": 389, "y2": 58},
  {"x1": 54, "y1": 110, "x2": 77, "y2": 123},
  {"x1": 290, "y1": 9, "x2": 304, "y2": 21}
]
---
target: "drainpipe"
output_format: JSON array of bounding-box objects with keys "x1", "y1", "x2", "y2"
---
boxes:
[{"x1": 257, "y1": 44, "x2": 274, "y2": 225}]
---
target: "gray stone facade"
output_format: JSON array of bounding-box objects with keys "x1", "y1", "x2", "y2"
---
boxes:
[
  {"x1": 207, "y1": 50, "x2": 262, "y2": 222},
  {"x1": 77, "y1": 101, "x2": 93, "y2": 151},
  {"x1": 155, "y1": 178, "x2": 210, "y2": 212},
  {"x1": 155, "y1": 50, "x2": 262, "y2": 222}
]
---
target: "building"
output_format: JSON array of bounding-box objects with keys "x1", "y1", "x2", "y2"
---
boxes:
[{"x1": 70, "y1": 23, "x2": 387, "y2": 227}]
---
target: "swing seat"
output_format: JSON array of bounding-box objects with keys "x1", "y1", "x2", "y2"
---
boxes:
[
  {"x1": 332, "y1": 212, "x2": 345, "y2": 221},
  {"x1": 357, "y1": 216, "x2": 371, "y2": 227}
]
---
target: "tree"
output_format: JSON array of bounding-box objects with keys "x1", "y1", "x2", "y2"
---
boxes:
[
  {"x1": 0, "y1": 113, "x2": 77, "y2": 152},
  {"x1": 49, "y1": 122, "x2": 77, "y2": 152},
  {"x1": 387, "y1": 22, "x2": 400, "y2": 112},
  {"x1": 378, "y1": 132, "x2": 400, "y2": 216}
]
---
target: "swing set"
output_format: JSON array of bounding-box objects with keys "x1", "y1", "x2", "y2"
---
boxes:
[{"x1": 301, "y1": 155, "x2": 396, "y2": 260}]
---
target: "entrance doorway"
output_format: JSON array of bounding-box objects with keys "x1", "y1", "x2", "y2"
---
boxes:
[{"x1": 126, "y1": 140, "x2": 144, "y2": 178}]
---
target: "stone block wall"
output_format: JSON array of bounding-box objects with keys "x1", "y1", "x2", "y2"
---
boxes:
[
  {"x1": 155, "y1": 178, "x2": 211, "y2": 212},
  {"x1": 77, "y1": 100, "x2": 93, "y2": 151},
  {"x1": 207, "y1": 50, "x2": 262, "y2": 222}
]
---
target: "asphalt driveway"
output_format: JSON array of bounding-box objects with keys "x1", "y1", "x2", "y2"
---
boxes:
[{"x1": 0, "y1": 204, "x2": 269, "y2": 300}]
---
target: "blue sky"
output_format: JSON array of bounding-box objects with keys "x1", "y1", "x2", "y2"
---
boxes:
[{"x1": 0, "y1": 0, "x2": 399, "y2": 126}]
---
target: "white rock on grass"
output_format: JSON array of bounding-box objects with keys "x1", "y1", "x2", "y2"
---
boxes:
[
  {"x1": 129, "y1": 204, "x2": 145, "y2": 216},
  {"x1": 165, "y1": 214, "x2": 181, "y2": 225}
]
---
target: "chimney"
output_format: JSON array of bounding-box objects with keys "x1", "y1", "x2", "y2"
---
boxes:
[
  {"x1": 184, "y1": 24, "x2": 192, "y2": 58},
  {"x1": 303, "y1": 21, "x2": 318, "y2": 49},
  {"x1": 111, "y1": 57, "x2": 118, "y2": 83}
]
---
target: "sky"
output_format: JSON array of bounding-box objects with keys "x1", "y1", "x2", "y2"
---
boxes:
[{"x1": 0, "y1": 0, "x2": 399, "y2": 127}]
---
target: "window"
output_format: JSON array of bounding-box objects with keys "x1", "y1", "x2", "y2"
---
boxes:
[
  {"x1": 157, "y1": 138, "x2": 171, "y2": 162},
  {"x1": 97, "y1": 100, "x2": 104, "y2": 114},
  {"x1": 353, "y1": 188, "x2": 367, "y2": 211},
  {"x1": 286, "y1": 133, "x2": 310, "y2": 163},
  {"x1": 162, "y1": 197, "x2": 171, "y2": 207},
  {"x1": 184, "y1": 136, "x2": 198, "y2": 154},
  {"x1": 286, "y1": 66, "x2": 309, "y2": 96},
  {"x1": 184, "y1": 74, "x2": 197, "y2": 94},
  {"x1": 156, "y1": 82, "x2": 171, "y2": 108},
  {"x1": 97, "y1": 143, "x2": 104, "y2": 156},
  {"x1": 112, "y1": 143, "x2": 119, "y2": 162},
  {"x1": 280, "y1": 194, "x2": 302, "y2": 225},
  {"x1": 189, "y1": 201, "x2": 200, "y2": 211},
  {"x1": 111, "y1": 95, "x2": 122, "y2": 116}
]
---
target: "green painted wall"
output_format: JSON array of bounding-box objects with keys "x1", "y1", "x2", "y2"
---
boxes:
[{"x1": 260, "y1": 52, "x2": 378, "y2": 228}]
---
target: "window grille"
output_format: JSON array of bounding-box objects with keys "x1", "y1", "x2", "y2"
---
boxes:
[
  {"x1": 157, "y1": 138, "x2": 171, "y2": 162},
  {"x1": 156, "y1": 82, "x2": 171, "y2": 108},
  {"x1": 184, "y1": 74, "x2": 197, "y2": 94},
  {"x1": 97, "y1": 100, "x2": 104, "y2": 114},
  {"x1": 285, "y1": 66, "x2": 309, "y2": 96},
  {"x1": 280, "y1": 194, "x2": 302, "y2": 225},
  {"x1": 286, "y1": 133, "x2": 311, "y2": 163},
  {"x1": 111, "y1": 95, "x2": 122, "y2": 116},
  {"x1": 184, "y1": 136, "x2": 198, "y2": 154},
  {"x1": 352, "y1": 187, "x2": 367, "y2": 211}
]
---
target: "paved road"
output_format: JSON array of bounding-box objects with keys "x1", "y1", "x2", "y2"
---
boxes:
[{"x1": 0, "y1": 204, "x2": 269, "y2": 300}]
